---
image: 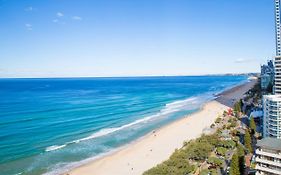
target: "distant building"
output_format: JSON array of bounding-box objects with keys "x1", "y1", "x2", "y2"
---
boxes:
[
  {"x1": 261, "y1": 60, "x2": 274, "y2": 91},
  {"x1": 255, "y1": 137, "x2": 281, "y2": 175},
  {"x1": 262, "y1": 95, "x2": 281, "y2": 139}
]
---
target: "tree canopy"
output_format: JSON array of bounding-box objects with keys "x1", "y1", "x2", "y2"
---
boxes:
[
  {"x1": 249, "y1": 117, "x2": 256, "y2": 134},
  {"x1": 244, "y1": 130, "x2": 252, "y2": 153},
  {"x1": 230, "y1": 153, "x2": 240, "y2": 175},
  {"x1": 237, "y1": 144, "x2": 245, "y2": 175}
]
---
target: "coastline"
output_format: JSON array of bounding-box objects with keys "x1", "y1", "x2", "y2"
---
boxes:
[{"x1": 65, "y1": 79, "x2": 256, "y2": 175}]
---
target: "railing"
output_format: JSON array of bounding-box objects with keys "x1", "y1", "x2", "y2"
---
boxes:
[
  {"x1": 256, "y1": 150, "x2": 281, "y2": 159},
  {"x1": 256, "y1": 157, "x2": 281, "y2": 168},
  {"x1": 255, "y1": 164, "x2": 281, "y2": 174}
]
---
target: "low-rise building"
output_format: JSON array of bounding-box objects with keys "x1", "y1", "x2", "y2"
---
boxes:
[{"x1": 255, "y1": 138, "x2": 281, "y2": 175}]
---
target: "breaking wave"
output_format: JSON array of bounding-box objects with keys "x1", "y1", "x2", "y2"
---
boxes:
[{"x1": 44, "y1": 96, "x2": 201, "y2": 152}]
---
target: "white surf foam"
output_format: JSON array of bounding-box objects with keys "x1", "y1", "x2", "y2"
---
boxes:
[
  {"x1": 45, "y1": 145, "x2": 67, "y2": 152},
  {"x1": 44, "y1": 96, "x2": 201, "y2": 152}
]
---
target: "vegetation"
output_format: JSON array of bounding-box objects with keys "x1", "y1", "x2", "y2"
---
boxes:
[
  {"x1": 217, "y1": 140, "x2": 235, "y2": 149},
  {"x1": 246, "y1": 78, "x2": 261, "y2": 104},
  {"x1": 237, "y1": 144, "x2": 245, "y2": 175},
  {"x1": 216, "y1": 147, "x2": 227, "y2": 157},
  {"x1": 233, "y1": 101, "x2": 242, "y2": 118},
  {"x1": 215, "y1": 117, "x2": 222, "y2": 123},
  {"x1": 230, "y1": 153, "x2": 240, "y2": 175},
  {"x1": 200, "y1": 169, "x2": 218, "y2": 175},
  {"x1": 144, "y1": 107, "x2": 246, "y2": 175},
  {"x1": 244, "y1": 130, "x2": 252, "y2": 153},
  {"x1": 143, "y1": 148, "x2": 195, "y2": 175},
  {"x1": 207, "y1": 157, "x2": 223, "y2": 168},
  {"x1": 249, "y1": 117, "x2": 256, "y2": 134},
  {"x1": 143, "y1": 134, "x2": 221, "y2": 175}
]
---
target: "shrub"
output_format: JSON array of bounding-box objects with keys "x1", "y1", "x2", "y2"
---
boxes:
[{"x1": 215, "y1": 117, "x2": 222, "y2": 123}]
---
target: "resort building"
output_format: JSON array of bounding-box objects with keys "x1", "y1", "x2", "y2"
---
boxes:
[
  {"x1": 255, "y1": 137, "x2": 281, "y2": 175},
  {"x1": 262, "y1": 95, "x2": 281, "y2": 139}
]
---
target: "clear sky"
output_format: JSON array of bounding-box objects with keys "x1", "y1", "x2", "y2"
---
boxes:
[{"x1": 0, "y1": 0, "x2": 276, "y2": 78}]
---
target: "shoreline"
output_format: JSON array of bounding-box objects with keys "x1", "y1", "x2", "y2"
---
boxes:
[{"x1": 65, "y1": 79, "x2": 257, "y2": 175}]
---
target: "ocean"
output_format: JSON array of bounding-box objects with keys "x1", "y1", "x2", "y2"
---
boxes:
[{"x1": 0, "y1": 76, "x2": 247, "y2": 175}]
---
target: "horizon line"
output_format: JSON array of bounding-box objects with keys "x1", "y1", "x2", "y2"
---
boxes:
[{"x1": 0, "y1": 72, "x2": 258, "y2": 79}]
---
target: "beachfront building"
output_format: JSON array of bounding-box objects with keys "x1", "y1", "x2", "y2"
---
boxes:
[
  {"x1": 275, "y1": 0, "x2": 281, "y2": 56},
  {"x1": 275, "y1": 0, "x2": 281, "y2": 94},
  {"x1": 262, "y1": 95, "x2": 281, "y2": 138},
  {"x1": 261, "y1": 60, "x2": 274, "y2": 91},
  {"x1": 255, "y1": 137, "x2": 281, "y2": 175},
  {"x1": 275, "y1": 56, "x2": 281, "y2": 94}
]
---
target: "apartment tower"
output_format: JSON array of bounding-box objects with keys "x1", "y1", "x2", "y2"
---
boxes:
[
  {"x1": 275, "y1": 0, "x2": 281, "y2": 94},
  {"x1": 262, "y1": 1, "x2": 281, "y2": 139}
]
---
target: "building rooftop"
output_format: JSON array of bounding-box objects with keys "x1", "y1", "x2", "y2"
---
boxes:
[{"x1": 256, "y1": 138, "x2": 281, "y2": 151}]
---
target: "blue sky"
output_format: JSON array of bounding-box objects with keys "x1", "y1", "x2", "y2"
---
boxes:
[{"x1": 0, "y1": 0, "x2": 276, "y2": 78}]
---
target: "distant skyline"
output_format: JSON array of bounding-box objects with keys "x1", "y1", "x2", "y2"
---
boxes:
[{"x1": 0, "y1": 0, "x2": 276, "y2": 78}]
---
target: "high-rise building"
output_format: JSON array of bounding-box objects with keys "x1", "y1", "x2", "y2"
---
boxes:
[
  {"x1": 275, "y1": 1, "x2": 281, "y2": 94},
  {"x1": 262, "y1": 1, "x2": 281, "y2": 139},
  {"x1": 275, "y1": 0, "x2": 281, "y2": 56},
  {"x1": 256, "y1": 2, "x2": 281, "y2": 174}
]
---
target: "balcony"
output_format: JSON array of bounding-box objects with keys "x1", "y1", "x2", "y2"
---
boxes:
[
  {"x1": 268, "y1": 131, "x2": 278, "y2": 136},
  {"x1": 255, "y1": 164, "x2": 281, "y2": 174},
  {"x1": 256, "y1": 157, "x2": 281, "y2": 168},
  {"x1": 256, "y1": 150, "x2": 281, "y2": 159}
]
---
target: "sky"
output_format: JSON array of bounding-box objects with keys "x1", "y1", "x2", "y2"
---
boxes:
[{"x1": 0, "y1": 0, "x2": 276, "y2": 78}]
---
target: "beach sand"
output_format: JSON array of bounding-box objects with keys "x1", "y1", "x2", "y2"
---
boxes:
[{"x1": 67, "y1": 80, "x2": 256, "y2": 175}]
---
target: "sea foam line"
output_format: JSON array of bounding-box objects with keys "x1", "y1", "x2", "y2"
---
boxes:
[{"x1": 45, "y1": 96, "x2": 200, "y2": 152}]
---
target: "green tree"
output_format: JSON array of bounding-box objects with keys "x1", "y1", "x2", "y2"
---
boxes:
[
  {"x1": 239, "y1": 99, "x2": 243, "y2": 111},
  {"x1": 216, "y1": 147, "x2": 227, "y2": 157},
  {"x1": 233, "y1": 102, "x2": 241, "y2": 118},
  {"x1": 230, "y1": 153, "x2": 240, "y2": 175},
  {"x1": 237, "y1": 144, "x2": 245, "y2": 175},
  {"x1": 244, "y1": 130, "x2": 252, "y2": 153},
  {"x1": 207, "y1": 157, "x2": 223, "y2": 168},
  {"x1": 249, "y1": 117, "x2": 256, "y2": 134}
]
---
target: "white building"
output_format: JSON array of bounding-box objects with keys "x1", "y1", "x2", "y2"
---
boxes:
[
  {"x1": 255, "y1": 138, "x2": 281, "y2": 175},
  {"x1": 275, "y1": 0, "x2": 281, "y2": 56},
  {"x1": 275, "y1": 1, "x2": 281, "y2": 94},
  {"x1": 263, "y1": 95, "x2": 281, "y2": 139},
  {"x1": 275, "y1": 56, "x2": 281, "y2": 94}
]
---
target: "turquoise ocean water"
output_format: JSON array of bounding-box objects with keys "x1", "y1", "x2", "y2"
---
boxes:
[{"x1": 0, "y1": 76, "x2": 247, "y2": 175}]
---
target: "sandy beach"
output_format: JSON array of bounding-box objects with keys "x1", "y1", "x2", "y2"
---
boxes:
[{"x1": 67, "y1": 80, "x2": 256, "y2": 175}]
